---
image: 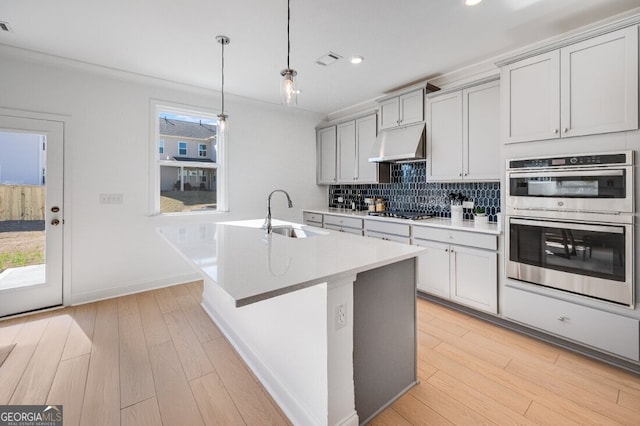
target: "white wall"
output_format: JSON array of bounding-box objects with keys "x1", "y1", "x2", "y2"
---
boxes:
[{"x1": 0, "y1": 46, "x2": 328, "y2": 304}]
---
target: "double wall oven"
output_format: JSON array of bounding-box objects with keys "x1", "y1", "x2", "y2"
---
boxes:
[{"x1": 506, "y1": 152, "x2": 634, "y2": 307}]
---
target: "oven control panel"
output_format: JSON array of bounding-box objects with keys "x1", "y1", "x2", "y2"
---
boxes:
[{"x1": 509, "y1": 152, "x2": 630, "y2": 169}]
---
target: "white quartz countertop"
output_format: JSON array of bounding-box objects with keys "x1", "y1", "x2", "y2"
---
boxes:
[
  {"x1": 158, "y1": 219, "x2": 424, "y2": 307},
  {"x1": 304, "y1": 208, "x2": 501, "y2": 235}
]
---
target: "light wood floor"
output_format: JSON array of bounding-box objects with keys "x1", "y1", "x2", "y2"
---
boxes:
[{"x1": 0, "y1": 282, "x2": 638, "y2": 425}]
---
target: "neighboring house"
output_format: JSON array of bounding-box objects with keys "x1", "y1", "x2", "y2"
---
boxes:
[
  {"x1": 0, "y1": 131, "x2": 46, "y2": 186},
  {"x1": 158, "y1": 118, "x2": 217, "y2": 191}
]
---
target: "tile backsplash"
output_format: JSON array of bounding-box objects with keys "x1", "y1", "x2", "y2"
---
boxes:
[{"x1": 329, "y1": 162, "x2": 501, "y2": 222}]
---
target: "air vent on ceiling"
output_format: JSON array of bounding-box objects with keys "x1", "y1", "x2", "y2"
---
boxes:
[
  {"x1": 315, "y1": 51, "x2": 342, "y2": 66},
  {"x1": 0, "y1": 21, "x2": 10, "y2": 32}
]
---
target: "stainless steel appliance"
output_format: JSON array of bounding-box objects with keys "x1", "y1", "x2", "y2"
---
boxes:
[{"x1": 506, "y1": 151, "x2": 634, "y2": 307}]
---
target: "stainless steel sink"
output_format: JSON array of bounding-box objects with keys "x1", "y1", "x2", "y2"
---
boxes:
[{"x1": 271, "y1": 225, "x2": 328, "y2": 238}]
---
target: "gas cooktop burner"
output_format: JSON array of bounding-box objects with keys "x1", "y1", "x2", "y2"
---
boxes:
[{"x1": 367, "y1": 210, "x2": 432, "y2": 221}]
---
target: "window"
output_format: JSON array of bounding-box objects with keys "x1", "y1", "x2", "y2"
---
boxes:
[
  {"x1": 178, "y1": 141, "x2": 187, "y2": 156},
  {"x1": 152, "y1": 101, "x2": 227, "y2": 214}
]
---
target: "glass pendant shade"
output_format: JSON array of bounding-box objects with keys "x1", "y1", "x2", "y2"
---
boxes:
[
  {"x1": 217, "y1": 114, "x2": 227, "y2": 132},
  {"x1": 280, "y1": 68, "x2": 297, "y2": 106}
]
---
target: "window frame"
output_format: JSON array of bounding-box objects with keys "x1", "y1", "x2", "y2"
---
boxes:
[{"x1": 150, "y1": 100, "x2": 228, "y2": 214}]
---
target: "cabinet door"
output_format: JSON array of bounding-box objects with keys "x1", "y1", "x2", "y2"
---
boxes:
[
  {"x1": 399, "y1": 90, "x2": 424, "y2": 126},
  {"x1": 337, "y1": 121, "x2": 357, "y2": 183},
  {"x1": 379, "y1": 97, "x2": 400, "y2": 130},
  {"x1": 355, "y1": 114, "x2": 378, "y2": 183},
  {"x1": 501, "y1": 50, "x2": 560, "y2": 144},
  {"x1": 427, "y1": 91, "x2": 463, "y2": 181},
  {"x1": 463, "y1": 81, "x2": 500, "y2": 181},
  {"x1": 414, "y1": 240, "x2": 450, "y2": 298},
  {"x1": 450, "y1": 246, "x2": 497, "y2": 314},
  {"x1": 317, "y1": 126, "x2": 337, "y2": 184},
  {"x1": 560, "y1": 26, "x2": 638, "y2": 138}
]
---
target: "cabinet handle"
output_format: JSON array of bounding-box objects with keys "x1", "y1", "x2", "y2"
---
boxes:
[
  {"x1": 445, "y1": 248, "x2": 448, "y2": 252},
  {"x1": 554, "y1": 129, "x2": 559, "y2": 134},
  {"x1": 464, "y1": 173, "x2": 468, "y2": 176},
  {"x1": 458, "y1": 173, "x2": 462, "y2": 177},
  {"x1": 563, "y1": 128, "x2": 569, "y2": 133},
  {"x1": 557, "y1": 316, "x2": 568, "y2": 322}
]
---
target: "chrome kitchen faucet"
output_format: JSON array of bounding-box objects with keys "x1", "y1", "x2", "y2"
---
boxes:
[{"x1": 264, "y1": 189, "x2": 293, "y2": 234}]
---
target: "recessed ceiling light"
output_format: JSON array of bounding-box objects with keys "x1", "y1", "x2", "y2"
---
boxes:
[
  {"x1": 350, "y1": 56, "x2": 364, "y2": 65},
  {"x1": 465, "y1": 0, "x2": 482, "y2": 5}
]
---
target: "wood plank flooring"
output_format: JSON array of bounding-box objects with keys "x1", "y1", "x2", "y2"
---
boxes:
[{"x1": 0, "y1": 281, "x2": 638, "y2": 425}]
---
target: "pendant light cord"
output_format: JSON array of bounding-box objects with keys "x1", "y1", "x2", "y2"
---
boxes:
[
  {"x1": 221, "y1": 41, "x2": 225, "y2": 115},
  {"x1": 287, "y1": 0, "x2": 290, "y2": 69}
]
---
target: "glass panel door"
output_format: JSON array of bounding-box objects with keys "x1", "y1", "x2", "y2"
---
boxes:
[{"x1": 0, "y1": 115, "x2": 63, "y2": 317}]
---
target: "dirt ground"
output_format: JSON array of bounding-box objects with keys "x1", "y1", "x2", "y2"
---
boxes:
[
  {"x1": 0, "y1": 221, "x2": 45, "y2": 272},
  {"x1": 160, "y1": 191, "x2": 217, "y2": 213}
]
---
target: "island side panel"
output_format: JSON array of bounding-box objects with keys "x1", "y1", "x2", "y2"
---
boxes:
[
  {"x1": 353, "y1": 258, "x2": 417, "y2": 424},
  {"x1": 201, "y1": 279, "x2": 330, "y2": 425}
]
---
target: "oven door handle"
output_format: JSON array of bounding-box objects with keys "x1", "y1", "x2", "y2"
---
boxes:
[
  {"x1": 509, "y1": 218, "x2": 625, "y2": 233},
  {"x1": 509, "y1": 170, "x2": 624, "y2": 178}
]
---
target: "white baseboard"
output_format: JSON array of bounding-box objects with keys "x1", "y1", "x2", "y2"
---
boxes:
[{"x1": 68, "y1": 272, "x2": 201, "y2": 305}]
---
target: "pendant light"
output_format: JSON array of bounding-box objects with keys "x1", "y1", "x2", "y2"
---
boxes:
[
  {"x1": 280, "y1": 0, "x2": 297, "y2": 106},
  {"x1": 216, "y1": 35, "x2": 230, "y2": 131}
]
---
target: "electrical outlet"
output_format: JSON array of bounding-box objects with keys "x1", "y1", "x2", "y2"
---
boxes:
[
  {"x1": 462, "y1": 201, "x2": 474, "y2": 209},
  {"x1": 335, "y1": 303, "x2": 346, "y2": 330},
  {"x1": 337, "y1": 196, "x2": 344, "y2": 203}
]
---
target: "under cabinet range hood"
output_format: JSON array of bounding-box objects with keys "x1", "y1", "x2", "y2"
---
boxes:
[{"x1": 368, "y1": 122, "x2": 426, "y2": 163}]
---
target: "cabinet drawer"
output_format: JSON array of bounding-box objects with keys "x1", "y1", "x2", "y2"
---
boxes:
[
  {"x1": 365, "y1": 230, "x2": 411, "y2": 245},
  {"x1": 324, "y1": 215, "x2": 363, "y2": 229},
  {"x1": 303, "y1": 212, "x2": 323, "y2": 225},
  {"x1": 413, "y1": 226, "x2": 496, "y2": 250},
  {"x1": 365, "y1": 220, "x2": 411, "y2": 237},
  {"x1": 503, "y1": 286, "x2": 639, "y2": 361},
  {"x1": 325, "y1": 224, "x2": 363, "y2": 236}
]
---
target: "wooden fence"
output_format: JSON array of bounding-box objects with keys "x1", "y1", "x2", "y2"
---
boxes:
[{"x1": 0, "y1": 185, "x2": 46, "y2": 221}]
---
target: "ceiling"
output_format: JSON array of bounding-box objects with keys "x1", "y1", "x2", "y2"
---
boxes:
[{"x1": 1, "y1": 0, "x2": 639, "y2": 115}]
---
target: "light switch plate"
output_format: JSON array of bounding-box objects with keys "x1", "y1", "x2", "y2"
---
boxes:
[{"x1": 100, "y1": 193, "x2": 123, "y2": 204}]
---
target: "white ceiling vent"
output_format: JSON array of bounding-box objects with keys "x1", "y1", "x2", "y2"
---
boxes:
[
  {"x1": 0, "y1": 21, "x2": 10, "y2": 32},
  {"x1": 315, "y1": 52, "x2": 342, "y2": 66}
]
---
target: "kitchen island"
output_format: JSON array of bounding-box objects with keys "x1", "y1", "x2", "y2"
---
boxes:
[{"x1": 158, "y1": 219, "x2": 424, "y2": 426}]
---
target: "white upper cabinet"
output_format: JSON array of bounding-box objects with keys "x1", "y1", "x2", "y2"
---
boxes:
[
  {"x1": 561, "y1": 26, "x2": 638, "y2": 138},
  {"x1": 502, "y1": 25, "x2": 638, "y2": 144},
  {"x1": 427, "y1": 80, "x2": 500, "y2": 181},
  {"x1": 427, "y1": 91, "x2": 463, "y2": 181},
  {"x1": 337, "y1": 121, "x2": 357, "y2": 182},
  {"x1": 317, "y1": 126, "x2": 337, "y2": 185},
  {"x1": 355, "y1": 114, "x2": 379, "y2": 183},
  {"x1": 378, "y1": 89, "x2": 424, "y2": 130},
  {"x1": 328, "y1": 113, "x2": 388, "y2": 185},
  {"x1": 378, "y1": 98, "x2": 400, "y2": 130},
  {"x1": 464, "y1": 81, "x2": 501, "y2": 180}
]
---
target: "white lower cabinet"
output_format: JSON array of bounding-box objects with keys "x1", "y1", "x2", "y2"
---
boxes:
[
  {"x1": 364, "y1": 220, "x2": 411, "y2": 245},
  {"x1": 323, "y1": 214, "x2": 363, "y2": 235},
  {"x1": 303, "y1": 212, "x2": 323, "y2": 227},
  {"x1": 503, "y1": 286, "x2": 640, "y2": 361},
  {"x1": 414, "y1": 227, "x2": 498, "y2": 314}
]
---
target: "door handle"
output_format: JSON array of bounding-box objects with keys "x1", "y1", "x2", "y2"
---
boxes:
[{"x1": 51, "y1": 219, "x2": 60, "y2": 226}]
